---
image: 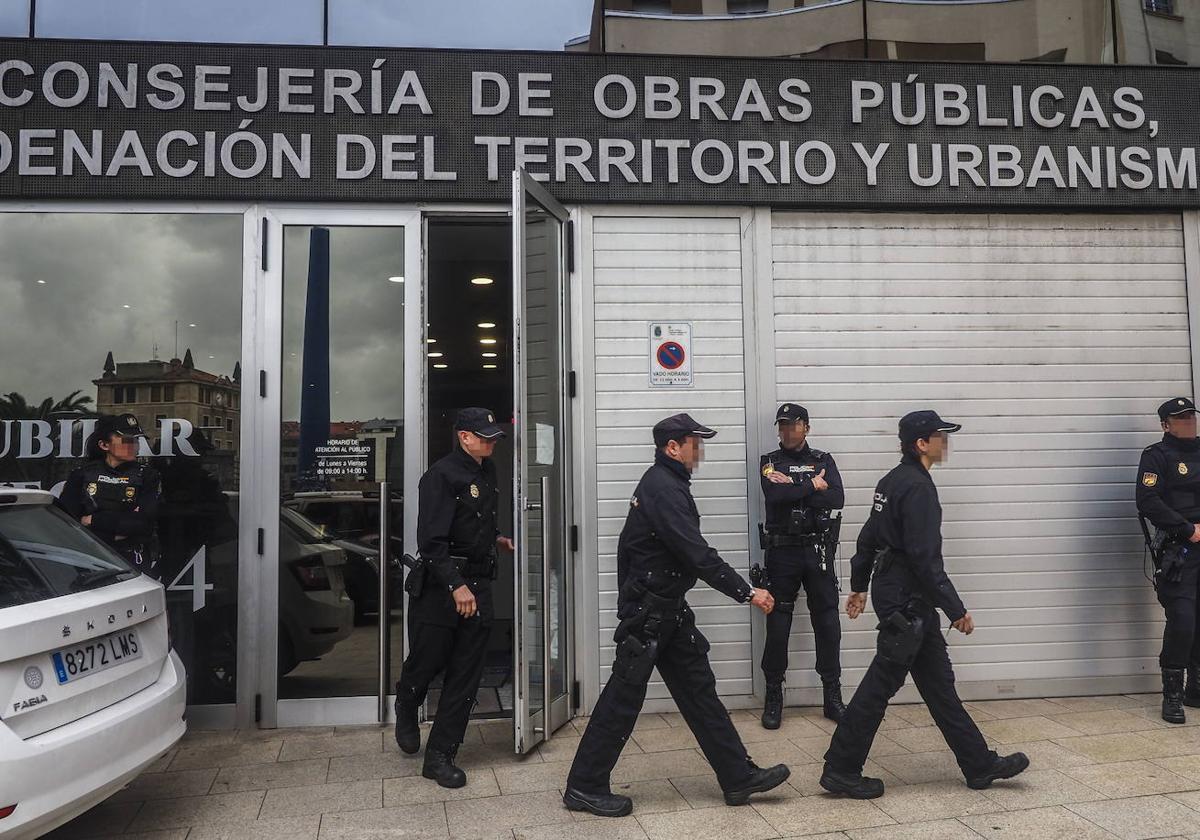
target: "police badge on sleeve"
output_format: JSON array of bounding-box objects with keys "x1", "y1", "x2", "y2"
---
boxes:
[{"x1": 1143, "y1": 472, "x2": 1159, "y2": 487}]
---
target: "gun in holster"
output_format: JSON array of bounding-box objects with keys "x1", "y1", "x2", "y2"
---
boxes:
[
  {"x1": 402, "y1": 553, "x2": 427, "y2": 598},
  {"x1": 815, "y1": 511, "x2": 842, "y2": 576},
  {"x1": 876, "y1": 604, "x2": 925, "y2": 667},
  {"x1": 1139, "y1": 514, "x2": 1186, "y2": 585},
  {"x1": 749, "y1": 562, "x2": 771, "y2": 591}
]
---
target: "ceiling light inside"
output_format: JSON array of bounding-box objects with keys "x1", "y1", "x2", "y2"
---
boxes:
[
  {"x1": 483, "y1": 364, "x2": 498, "y2": 369},
  {"x1": 479, "y1": 338, "x2": 497, "y2": 345},
  {"x1": 482, "y1": 352, "x2": 498, "y2": 358},
  {"x1": 477, "y1": 321, "x2": 496, "y2": 329},
  {"x1": 427, "y1": 351, "x2": 443, "y2": 358},
  {"x1": 426, "y1": 338, "x2": 436, "y2": 344},
  {"x1": 433, "y1": 363, "x2": 448, "y2": 369},
  {"x1": 388, "y1": 276, "x2": 404, "y2": 283},
  {"x1": 471, "y1": 277, "x2": 493, "y2": 286}
]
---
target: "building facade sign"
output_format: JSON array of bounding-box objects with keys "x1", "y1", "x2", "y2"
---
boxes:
[{"x1": 0, "y1": 38, "x2": 1197, "y2": 208}]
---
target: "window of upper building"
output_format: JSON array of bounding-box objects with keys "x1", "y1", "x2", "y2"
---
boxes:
[
  {"x1": 1145, "y1": 0, "x2": 1176, "y2": 14},
  {"x1": 34, "y1": 0, "x2": 322, "y2": 43},
  {"x1": 727, "y1": 0, "x2": 770, "y2": 15}
]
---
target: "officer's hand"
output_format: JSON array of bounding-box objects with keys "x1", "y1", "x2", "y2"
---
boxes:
[
  {"x1": 811, "y1": 469, "x2": 829, "y2": 492},
  {"x1": 952, "y1": 612, "x2": 975, "y2": 635},
  {"x1": 767, "y1": 470, "x2": 794, "y2": 485},
  {"x1": 452, "y1": 585, "x2": 477, "y2": 618},
  {"x1": 80, "y1": 515, "x2": 93, "y2": 527},
  {"x1": 1189, "y1": 524, "x2": 1200, "y2": 544},
  {"x1": 750, "y1": 588, "x2": 774, "y2": 614},
  {"x1": 496, "y1": 536, "x2": 516, "y2": 552},
  {"x1": 846, "y1": 591, "x2": 867, "y2": 619}
]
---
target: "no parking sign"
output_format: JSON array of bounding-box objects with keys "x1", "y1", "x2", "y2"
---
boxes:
[{"x1": 649, "y1": 322, "x2": 693, "y2": 387}]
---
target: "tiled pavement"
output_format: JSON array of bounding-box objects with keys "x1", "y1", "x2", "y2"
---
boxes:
[{"x1": 44, "y1": 694, "x2": 1200, "y2": 840}]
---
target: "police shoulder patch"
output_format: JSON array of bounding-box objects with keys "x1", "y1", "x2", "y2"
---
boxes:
[
  {"x1": 1143, "y1": 472, "x2": 1159, "y2": 487},
  {"x1": 761, "y1": 463, "x2": 774, "y2": 476}
]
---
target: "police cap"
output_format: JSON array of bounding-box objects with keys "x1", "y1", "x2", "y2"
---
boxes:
[
  {"x1": 455, "y1": 407, "x2": 505, "y2": 439},
  {"x1": 898, "y1": 410, "x2": 962, "y2": 446},
  {"x1": 1158, "y1": 397, "x2": 1197, "y2": 422},
  {"x1": 86, "y1": 413, "x2": 146, "y2": 459},
  {"x1": 652, "y1": 413, "x2": 717, "y2": 448},
  {"x1": 775, "y1": 403, "x2": 809, "y2": 424}
]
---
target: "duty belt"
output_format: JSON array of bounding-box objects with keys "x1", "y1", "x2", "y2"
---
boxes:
[
  {"x1": 762, "y1": 532, "x2": 820, "y2": 549},
  {"x1": 452, "y1": 553, "x2": 497, "y2": 580},
  {"x1": 626, "y1": 579, "x2": 686, "y2": 613}
]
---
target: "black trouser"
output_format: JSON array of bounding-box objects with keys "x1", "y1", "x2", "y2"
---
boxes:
[
  {"x1": 761, "y1": 545, "x2": 841, "y2": 684},
  {"x1": 1158, "y1": 557, "x2": 1200, "y2": 669},
  {"x1": 395, "y1": 588, "x2": 492, "y2": 754},
  {"x1": 568, "y1": 599, "x2": 753, "y2": 795},
  {"x1": 824, "y1": 581, "x2": 996, "y2": 780}
]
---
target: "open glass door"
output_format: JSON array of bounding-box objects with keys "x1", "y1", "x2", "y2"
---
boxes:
[{"x1": 512, "y1": 170, "x2": 573, "y2": 753}]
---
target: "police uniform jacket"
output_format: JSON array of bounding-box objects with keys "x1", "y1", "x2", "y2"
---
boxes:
[
  {"x1": 617, "y1": 450, "x2": 753, "y2": 607},
  {"x1": 1136, "y1": 434, "x2": 1200, "y2": 543},
  {"x1": 849, "y1": 453, "x2": 966, "y2": 622},
  {"x1": 412, "y1": 445, "x2": 500, "y2": 627},
  {"x1": 760, "y1": 443, "x2": 845, "y2": 535},
  {"x1": 58, "y1": 459, "x2": 162, "y2": 572}
]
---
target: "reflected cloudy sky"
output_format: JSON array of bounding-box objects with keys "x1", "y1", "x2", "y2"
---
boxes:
[
  {"x1": 29, "y1": 0, "x2": 593, "y2": 50},
  {"x1": 0, "y1": 213, "x2": 242, "y2": 410}
]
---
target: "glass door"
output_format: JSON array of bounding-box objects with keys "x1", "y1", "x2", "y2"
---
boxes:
[
  {"x1": 512, "y1": 171, "x2": 573, "y2": 753},
  {"x1": 256, "y1": 208, "x2": 423, "y2": 727}
]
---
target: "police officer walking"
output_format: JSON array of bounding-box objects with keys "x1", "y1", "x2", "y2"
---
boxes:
[
  {"x1": 58, "y1": 413, "x2": 162, "y2": 578},
  {"x1": 393, "y1": 408, "x2": 514, "y2": 788},
  {"x1": 1135, "y1": 397, "x2": 1200, "y2": 724},
  {"x1": 564, "y1": 414, "x2": 790, "y2": 818},
  {"x1": 820, "y1": 411, "x2": 1028, "y2": 799},
  {"x1": 758, "y1": 403, "x2": 846, "y2": 728}
]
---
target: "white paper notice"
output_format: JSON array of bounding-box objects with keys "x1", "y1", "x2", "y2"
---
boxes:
[{"x1": 535, "y1": 422, "x2": 555, "y2": 465}]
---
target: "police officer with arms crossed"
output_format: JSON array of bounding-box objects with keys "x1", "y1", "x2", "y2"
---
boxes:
[
  {"x1": 564, "y1": 414, "x2": 790, "y2": 818},
  {"x1": 758, "y1": 403, "x2": 846, "y2": 728},
  {"x1": 1135, "y1": 397, "x2": 1200, "y2": 724},
  {"x1": 393, "y1": 408, "x2": 515, "y2": 788},
  {"x1": 820, "y1": 411, "x2": 1028, "y2": 799},
  {"x1": 58, "y1": 413, "x2": 162, "y2": 578}
]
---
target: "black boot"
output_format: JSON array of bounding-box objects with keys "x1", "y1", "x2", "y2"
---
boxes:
[
  {"x1": 394, "y1": 699, "x2": 420, "y2": 755},
  {"x1": 819, "y1": 766, "x2": 885, "y2": 799},
  {"x1": 422, "y1": 746, "x2": 467, "y2": 788},
  {"x1": 1186, "y1": 665, "x2": 1200, "y2": 709},
  {"x1": 822, "y1": 679, "x2": 846, "y2": 723},
  {"x1": 965, "y1": 752, "x2": 1030, "y2": 790},
  {"x1": 563, "y1": 788, "x2": 634, "y2": 817},
  {"x1": 761, "y1": 682, "x2": 783, "y2": 730},
  {"x1": 1163, "y1": 668, "x2": 1187, "y2": 724},
  {"x1": 723, "y1": 762, "x2": 790, "y2": 805}
]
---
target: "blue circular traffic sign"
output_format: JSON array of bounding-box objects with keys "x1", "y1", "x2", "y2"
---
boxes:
[{"x1": 657, "y1": 341, "x2": 686, "y2": 370}]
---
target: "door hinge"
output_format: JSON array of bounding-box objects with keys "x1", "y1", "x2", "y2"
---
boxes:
[
  {"x1": 565, "y1": 219, "x2": 575, "y2": 274},
  {"x1": 571, "y1": 680, "x2": 581, "y2": 710},
  {"x1": 570, "y1": 524, "x2": 579, "y2": 553},
  {"x1": 260, "y1": 217, "x2": 269, "y2": 269},
  {"x1": 568, "y1": 370, "x2": 576, "y2": 399},
  {"x1": 259, "y1": 369, "x2": 267, "y2": 398},
  {"x1": 254, "y1": 693, "x2": 262, "y2": 723},
  {"x1": 256, "y1": 527, "x2": 265, "y2": 555}
]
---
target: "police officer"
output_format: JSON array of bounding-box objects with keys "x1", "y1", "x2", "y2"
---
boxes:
[
  {"x1": 758, "y1": 403, "x2": 846, "y2": 728},
  {"x1": 393, "y1": 408, "x2": 514, "y2": 788},
  {"x1": 1135, "y1": 397, "x2": 1200, "y2": 724},
  {"x1": 58, "y1": 413, "x2": 162, "y2": 577},
  {"x1": 564, "y1": 414, "x2": 790, "y2": 818},
  {"x1": 820, "y1": 411, "x2": 1028, "y2": 799}
]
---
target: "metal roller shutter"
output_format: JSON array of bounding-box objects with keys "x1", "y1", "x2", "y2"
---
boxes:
[
  {"x1": 591, "y1": 214, "x2": 753, "y2": 700},
  {"x1": 770, "y1": 212, "x2": 1191, "y2": 697}
]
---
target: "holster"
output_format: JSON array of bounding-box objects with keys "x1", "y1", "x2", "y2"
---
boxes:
[
  {"x1": 403, "y1": 557, "x2": 428, "y2": 599},
  {"x1": 749, "y1": 562, "x2": 771, "y2": 591},
  {"x1": 1160, "y1": 543, "x2": 1189, "y2": 585},
  {"x1": 876, "y1": 607, "x2": 924, "y2": 667}
]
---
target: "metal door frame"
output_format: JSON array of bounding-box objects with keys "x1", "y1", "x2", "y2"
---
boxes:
[
  {"x1": 251, "y1": 205, "x2": 423, "y2": 728},
  {"x1": 512, "y1": 171, "x2": 575, "y2": 753}
]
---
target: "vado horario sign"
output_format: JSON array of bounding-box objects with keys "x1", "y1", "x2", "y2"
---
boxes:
[{"x1": 0, "y1": 38, "x2": 1197, "y2": 207}]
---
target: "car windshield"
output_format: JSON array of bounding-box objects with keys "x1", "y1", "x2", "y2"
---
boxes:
[{"x1": 0, "y1": 502, "x2": 139, "y2": 609}]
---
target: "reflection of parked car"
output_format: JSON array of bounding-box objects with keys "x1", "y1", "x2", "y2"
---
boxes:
[
  {"x1": 208, "y1": 496, "x2": 354, "y2": 679},
  {"x1": 0, "y1": 490, "x2": 185, "y2": 839},
  {"x1": 283, "y1": 491, "x2": 403, "y2": 623}
]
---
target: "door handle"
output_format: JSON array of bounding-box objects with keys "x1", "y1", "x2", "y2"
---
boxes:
[
  {"x1": 378, "y1": 480, "x2": 391, "y2": 724},
  {"x1": 525, "y1": 501, "x2": 542, "y2": 511}
]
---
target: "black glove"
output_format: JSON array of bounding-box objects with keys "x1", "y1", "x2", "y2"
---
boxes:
[{"x1": 1160, "y1": 545, "x2": 1189, "y2": 584}]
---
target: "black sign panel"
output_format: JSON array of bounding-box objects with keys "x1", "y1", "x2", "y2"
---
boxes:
[{"x1": 0, "y1": 37, "x2": 1197, "y2": 208}]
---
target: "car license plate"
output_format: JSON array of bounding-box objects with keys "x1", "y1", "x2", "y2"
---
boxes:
[{"x1": 51, "y1": 629, "x2": 142, "y2": 685}]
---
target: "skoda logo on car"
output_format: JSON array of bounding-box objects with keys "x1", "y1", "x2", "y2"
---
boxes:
[{"x1": 24, "y1": 666, "x2": 43, "y2": 690}]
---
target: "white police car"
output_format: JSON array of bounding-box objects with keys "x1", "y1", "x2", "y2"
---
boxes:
[{"x1": 0, "y1": 490, "x2": 186, "y2": 839}]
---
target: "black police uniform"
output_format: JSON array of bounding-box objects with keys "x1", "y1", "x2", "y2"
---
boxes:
[
  {"x1": 57, "y1": 414, "x2": 161, "y2": 578},
  {"x1": 395, "y1": 408, "x2": 504, "y2": 779},
  {"x1": 1135, "y1": 397, "x2": 1200, "y2": 721},
  {"x1": 822, "y1": 412, "x2": 1023, "y2": 797},
  {"x1": 566, "y1": 414, "x2": 789, "y2": 815},
  {"x1": 759, "y1": 403, "x2": 845, "y2": 722}
]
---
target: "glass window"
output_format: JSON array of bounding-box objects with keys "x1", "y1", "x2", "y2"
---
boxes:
[
  {"x1": 35, "y1": 0, "x2": 322, "y2": 44},
  {"x1": 0, "y1": 0, "x2": 26, "y2": 36},
  {"x1": 0, "y1": 502, "x2": 137, "y2": 608},
  {"x1": 0, "y1": 211, "x2": 243, "y2": 705},
  {"x1": 865, "y1": 0, "x2": 1115, "y2": 64},
  {"x1": 1120, "y1": 0, "x2": 1195, "y2": 64},
  {"x1": 330, "y1": 0, "x2": 594, "y2": 50}
]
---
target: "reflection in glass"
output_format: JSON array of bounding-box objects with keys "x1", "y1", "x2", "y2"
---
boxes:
[
  {"x1": 278, "y1": 226, "x2": 405, "y2": 700},
  {"x1": 0, "y1": 0, "x2": 27, "y2": 36},
  {"x1": 0, "y1": 212, "x2": 244, "y2": 705},
  {"x1": 1118, "y1": 0, "x2": 1197, "y2": 65},
  {"x1": 36, "y1": 0, "x2": 322, "y2": 43},
  {"x1": 331, "y1": 0, "x2": 593, "y2": 50}
]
